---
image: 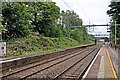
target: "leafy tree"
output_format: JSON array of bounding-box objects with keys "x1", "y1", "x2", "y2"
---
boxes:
[
  {"x1": 2, "y1": 2, "x2": 33, "y2": 39},
  {"x1": 59, "y1": 10, "x2": 91, "y2": 42},
  {"x1": 70, "y1": 26, "x2": 89, "y2": 43},
  {"x1": 107, "y1": 2, "x2": 120, "y2": 44},
  {"x1": 25, "y1": 2, "x2": 60, "y2": 37},
  {"x1": 58, "y1": 10, "x2": 83, "y2": 38},
  {"x1": 60, "y1": 10, "x2": 82, "y2": 28},
  {"x1": 2, "y1": 2, "x2": 93, "y2": 45},
  {"x1": 2, "y1": 2, "x2": 60, "y2": 39}
]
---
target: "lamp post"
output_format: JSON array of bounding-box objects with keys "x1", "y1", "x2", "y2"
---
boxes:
[
  {"x1": 115, "y1": 20, "x2": 117, "y2": 45},
  {"x1": 115, "y1": 20, "x2": 117, "y2": 49}
]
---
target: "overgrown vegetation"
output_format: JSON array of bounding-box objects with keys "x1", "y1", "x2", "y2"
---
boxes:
[
  {"x1": 6, "y1": 34, "x2": 93, "y2": 57},
  {"x1": 1, "y1": 2, "x2": 94, "y2": 57}
]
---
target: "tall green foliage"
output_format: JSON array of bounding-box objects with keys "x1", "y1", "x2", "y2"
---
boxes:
[
  {"x1": 70, "y1": 27, "x2": 89, "y2": 43},
  {"x1": 107, "y1": 2, "x2": 120, "y2": 44},
  {"x1": 25, "y1": 2, "x2": 60, "y2": 37},
  {"x1": 59, "y1": 10, "x2": 90, "y2": 42},
  {"x1": 2, "y1": 2, "x2": 93, "y2": 44},
  {"x1": 2, "y1": 2, "x2": 33, "y2": 39},
  {"x1": 60, "y1": 10, "x2": 82, "y2": 28},
  {"x1": 2, "y1": 2, "x2": 60, "y2": 39}
]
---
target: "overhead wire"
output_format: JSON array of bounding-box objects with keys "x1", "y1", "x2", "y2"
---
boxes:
[
  {"x1": 61, "y1": 0, "x2": 73, "y2": 11},
  {"x1": 61, "y1": 0, "x2": 93, "y2": 31},
  {"x1": 74, "y1": 0, "x2": 93, "y2": 33},
  {"x1": 61, "y1": 0, "x2": 111, "y2": 37},
  {"x1": 61, "y1": 0, "x2": 91, "y2": 23},
  {"x1": 75, "y1": 0, "x2": 99, "y2": 33},
  {"x1": 61, "y1": 0, "x2": 91, "y2": 25},
  {"x1": 75, "y1": 0, "x2": 91, "y2": 23},
  {"x1": 74, "y1": 0, "x2": 96, "y2": 33},
  {"x1": 63, "y1": 0, "x2": 91, "y2": 32}
]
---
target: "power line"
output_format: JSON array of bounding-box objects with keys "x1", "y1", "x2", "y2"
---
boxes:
[
  {"x1": 75, "y1": 0, "x2": 91, "y2": 23},
  {"x1": 74, "y1": 0, "x2": 94, "y2": 32},
  {"x1": 61, "y1": 0, "x2": 93, "y2": 28},
  {"x1": 61, "y1": 0, "x2": 90, "y2": 23},
  {"x1": 61, "y1": 0, "x2": 73, "y2": 10}
]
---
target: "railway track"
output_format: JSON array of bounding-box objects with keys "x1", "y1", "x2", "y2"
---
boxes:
[
  {"x1": 1, "y1": 45, "x2": 101, "y2": 80},
  {"x1": 54, "y1": 46, "x2": 100, "y2": 80},
  {"x1": 1, "y1": 46, "x2": 85, "y2": 74},
  {"x1": 1, "y1": 47, "x2": 84, "y2": 75},
  {"x1": 28, "y1": 45, "x2": 100, "y2": 80}
]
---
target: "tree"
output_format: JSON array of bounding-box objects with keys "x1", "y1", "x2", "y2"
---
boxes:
[
  {"x1": 2, "y1": 2, "x2": 33, "y2": 39},
  {"x1": 60, "y1": 10, "x2": 82, "y2": 28},
  {"x1": 25, "y1": 2, "x2": 60, "y2": 37},
  {"x1": 2, "y1": 2, "x2": 60, "y2": 39},
  {"x1": 107, "y1": 2, "x2": 120, "y2": 44},
  {"x1": 59, "y1": 10, "x2": 83, "y2": 38},
  {"x1": 70, "y1": 26, "x2": 88, "y2": 43},
  {"x1": 59, "y1": 10, "x2": 91, "y2": 42}
]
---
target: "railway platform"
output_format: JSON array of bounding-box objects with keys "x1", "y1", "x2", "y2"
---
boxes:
[{"x1": 83, "y1": 45, "x2": 119, "y2": 80}]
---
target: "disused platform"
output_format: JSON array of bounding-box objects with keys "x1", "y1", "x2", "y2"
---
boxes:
[{"x1": 83, "y1": 44, "x2": 119, "y2": 80}]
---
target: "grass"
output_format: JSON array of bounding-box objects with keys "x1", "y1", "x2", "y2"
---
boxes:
[{"x1": 5, "y1": 34, "x2": 94, "y2": 58}]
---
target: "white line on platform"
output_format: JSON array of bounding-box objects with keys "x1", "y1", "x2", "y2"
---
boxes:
[
  {"x1": 0, "y1": 58, "x2": 22, "y2": 64},
  {"x1": 97, "y1": 56, "x2": 104, "y2": 79},
  {"x1": 82, "y1": 47, "x2": 102, "y2": 79}
]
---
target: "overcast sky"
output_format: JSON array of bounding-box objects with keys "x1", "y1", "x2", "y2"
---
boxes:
[{"x1": 53, "y1": 0, "x2": 111, "y2": 35}]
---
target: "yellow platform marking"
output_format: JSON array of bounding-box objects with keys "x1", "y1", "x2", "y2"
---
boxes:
[{"x1": 105, "y1": 47, "x2": 118, "y2": 80}]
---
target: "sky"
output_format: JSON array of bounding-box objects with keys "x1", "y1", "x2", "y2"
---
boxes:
[{"x1": 52, "y1": 0, "x2": 111, "y2": 36}]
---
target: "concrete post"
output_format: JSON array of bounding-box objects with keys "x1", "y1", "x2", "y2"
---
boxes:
[
  {"x1": 115, "y1": 21, "x2": 117, "y2": 50},
  {"x1": 115, "y1": 21, "x2": 117, "y2": 45}
]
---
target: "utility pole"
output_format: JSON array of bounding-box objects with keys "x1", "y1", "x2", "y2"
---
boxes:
[
  {"x1": 115, "y1": 20, "x2": 117, "y2": 50},
  {"x1": 115, "y1": 21, "x2": 117, "y2": 45}
]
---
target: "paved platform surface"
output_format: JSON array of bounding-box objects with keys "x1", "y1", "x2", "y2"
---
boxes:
[{"x1": 83, "y1": 45, "x2": 119, "y2": 80}]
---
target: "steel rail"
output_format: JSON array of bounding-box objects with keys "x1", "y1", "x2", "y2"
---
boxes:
[
  {"x1": 1, "y1": 48, "x2": 86, "y2": 79},
  {"x1": 53, "y1": 47, "x2": 98, "y2": 80},
  {"x1": 1, "y1": 46, "x2": 94, "y2": 80},
  {"x1": 19, "y1": 47, "x2": 93, "y2": 80}
]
